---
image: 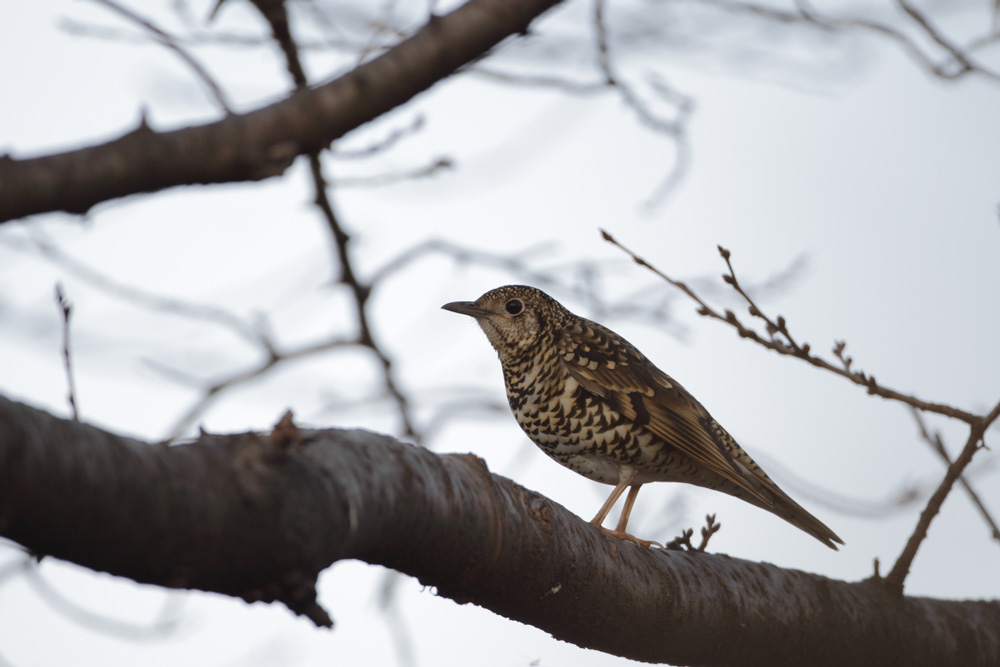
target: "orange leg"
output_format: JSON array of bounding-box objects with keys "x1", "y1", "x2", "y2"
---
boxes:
[
  {"x1": 590, "y1": 474, "x2": 661, "y2": 548},
  {"x1": 589, "y1": 480, "x2": 631, "y2": 527},
  {"x1": 614, "y1": 484, "x2": 643, "y2": 534}
]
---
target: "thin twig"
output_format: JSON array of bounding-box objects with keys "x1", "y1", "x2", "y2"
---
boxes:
[
  {"x1": 883, "y1": 398, "x2": 1000, "y2": 593},
  {"x1": 471, "y1": 66, "x2": 610, "y2": 93},
  {"x1": 54, "y1": 284, "x2": 79, "y2": 421},
  {"x1": 594, "y1": 1, "x2": 690, "y2": 135},
  {"x1": 308, "y1": 153, "x2": 420, "y2": 441},
  {"x1": 254, "y1": 0, "x2": 421, "y2": 445},
  {"x1": 332, "y1": 156, "x2": 453, "y2": 187},
  {"x1": 88, "y1": 0, "x2": 232, "y2": 112},
  {"x1": 331, "y1": 115, "x2": 427, "y2": 159},
  {"x1": 593, "y1": 0, "x2": 692, "y2": 207},
  {"x1": 665, "y1": 514, "x2": 721, "y2": 552},
  {"x1": 369, "y1": 238, "x2": 561, "y2": 286},
  {"x1": 701, "y1": 0, "x2": 1000, "y2": 83},
  {"x1": 911, "y1": 409, "x2": 1000, "y2": 544},
  {"x1": 11, "y1": 232, "x2": 272, "y2": 351},
  {"x1": 154, "y1": 0, "x2": 427, "y2": 444},
  {"x1": 355, "y1": 0, "x2": 403, "y2": 66},
  {"x1": 600, "y1": 230, "x2": 979, "y2": 424},
  {"x1": 896, "y1": 0, "x2": 1000, "y2": 81},
  {"x1": 163, "y1": 335, "x2": 357, "y2": 441},
  {"x1": 60, "y1": 19, "x2": 370, "y2": 52},
  {"x1": 749, "y1": 451, "x2": 947, "y2": 518},
  {"x1": 23, "y1": 561, "x2": 184, "y2": 639}
]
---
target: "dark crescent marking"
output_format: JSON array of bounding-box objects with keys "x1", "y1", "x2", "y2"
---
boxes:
[{"x1": 629, "y1": 392, "x2": 650, "y2": 427}]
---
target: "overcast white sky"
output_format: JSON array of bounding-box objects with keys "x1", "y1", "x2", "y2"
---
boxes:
[{"x1": 1, "y1": 1, "x2": 999, "y2": 666}]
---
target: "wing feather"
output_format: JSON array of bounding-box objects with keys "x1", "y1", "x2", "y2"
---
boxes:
[{"x1": 556, "y1": 320, "x2": 774, "y2": 506}]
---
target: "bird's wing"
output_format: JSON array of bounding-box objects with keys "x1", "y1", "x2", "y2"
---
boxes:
[{"x1": 555, "y1": 319, "x2": 774, "y2": 505}]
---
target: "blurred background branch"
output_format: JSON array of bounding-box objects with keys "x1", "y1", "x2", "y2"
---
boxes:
[{"x1": 1, "y1": 0, "x2": 998, "y2": 664}]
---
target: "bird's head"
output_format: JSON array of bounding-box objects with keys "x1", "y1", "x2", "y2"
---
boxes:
[{"x1": 442, "y1": 285, "x2": 564, "y2": 362}]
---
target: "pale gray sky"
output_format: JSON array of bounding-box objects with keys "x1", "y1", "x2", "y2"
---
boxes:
[{"x1": 1, "y1": 2, "x2": 998, "y2": 665}]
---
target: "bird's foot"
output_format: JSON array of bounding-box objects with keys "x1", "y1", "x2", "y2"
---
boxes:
[{"x1": 599, "y1": 527, "x2": 663, "y2": 549}]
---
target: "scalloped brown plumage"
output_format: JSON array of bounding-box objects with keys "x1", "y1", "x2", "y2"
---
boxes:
[{"x1": 443, "y1": 284, "x2": 843, "y2": 550}]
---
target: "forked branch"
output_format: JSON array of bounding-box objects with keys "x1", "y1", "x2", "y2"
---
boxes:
[{"x1": 601, "y1": 229, "x2": 999, "y2": 594}]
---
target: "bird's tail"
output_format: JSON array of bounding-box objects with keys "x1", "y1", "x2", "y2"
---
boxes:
[
  {"x1": 688, "y1": 472, "x2": 844, "y2": 549},
  {"x1": 700, "y1": 468, "x2": 844, "y2": 549},
  {"x1": 763, "y1": 486, "x2": 844, "y2": 550}
]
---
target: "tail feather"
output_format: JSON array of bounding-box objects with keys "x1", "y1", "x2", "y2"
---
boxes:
[
  {"x1": 767, "y1": 487, "x2": 844, "y2": 550},
  {"x1": 694, "y1": 470, "x2": 844, "y2": 549}
]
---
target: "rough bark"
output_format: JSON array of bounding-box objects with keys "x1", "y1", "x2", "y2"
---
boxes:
[
  {"x1": 1, "y1": 396, "x2": 997, "y2": 666},
  {"x1": 0, "y1": 0, "x2": 564, "y2": 223}
]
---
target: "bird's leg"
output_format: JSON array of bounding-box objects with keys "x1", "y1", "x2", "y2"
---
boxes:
[
  {"x1": 614, "y1": 484, "x2": 643, "y2": 534},
  {"x1": 589, "y1": 480, "x2": 630, "y2": 528},
  {"x1": 590, "y1": 472, "x2": 662, "y2": 549},
  {"x1": 605, "y1": 484, "x2": 662, "y2": 548}
]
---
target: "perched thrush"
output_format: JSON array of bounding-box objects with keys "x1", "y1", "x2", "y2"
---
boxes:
[{"x1": 443, "y1": 285, "x2": 843, "y2": 549}]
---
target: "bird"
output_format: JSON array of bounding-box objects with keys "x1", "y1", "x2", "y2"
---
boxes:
[{"x1": 442, "y1": 285, "x2": 843, "y2": 550}]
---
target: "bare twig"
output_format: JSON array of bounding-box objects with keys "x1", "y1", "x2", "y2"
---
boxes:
[
  {"x1": 471, "y1": 65, "x2": 610, "y2": 92},
  {"x1": 664, "y1": 528, "x2": 695, "y2": 551},
  {"x1": 355, "y1": 0, "x2": 405, "y2": 66},
  {"x1": 23, "y1": 562, "x2": 185, "y2": 639},
  {"x1": 883, "y1": 398, "x2": 1000, "y2": 594},
  {"x1": 54, "y1": 284, "x2": 79, "y2": 421},
  {"x1": 250, "y1": 0, "x2": 422, "y2": 447},
  {"x1": 153, "y1": 0, "x2": 429, "y2": 444},
  {"x1": 368, "y1": 236, "x2": 688, "y2": 333},
  {"x1": 251, "y1": 0, "x2": 308, "y2": 85},
  {"x1": 593, "y1": 0, "x2": 693, "y2": 207},
  {"x1": 6, "y1": 232, "x2": 272, "y2": 351},
  {"x1": 911, "y1": 410, "x2": 1000, "y2": 544},
  {"x1": 700, "y1": 0, "x2": 1000, "y2": 83},
  {"x1": 164, "y1": 335, "x2": 357, "y2": 441},
  {"x1": 88, "y1": 0, "x2": 232, "y2": 112},
  {"x1": 331, "y1": 115, "x2": 427, "y2": 159},
  {"x1": 308, "y1": 155, "x2": 422, "y2": 441},
  {"x1": 332, "y1": 156, "x2": 454, "y2": 187},
  {"x1": 60, "y1": 19, "x2": 368, "y2": 52},
  {"x1": 600, "y1": 230, "x2": 979, "y2": 424},
  {"x1": 665, "y1": 514, "x2": 721, "y2": 552},
  {"x1": 896, "y1": 0, "x2": 1000, "y2": 81},
  {"x1": 749, "y1": 451, "x2": 950, "y2": 518},
  {"x1": 369, "y1": 237, "x2": 561, "y2": 285}
]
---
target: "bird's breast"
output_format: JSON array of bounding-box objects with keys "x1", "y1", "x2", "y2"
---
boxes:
[{"x1": 503, "y1": 359, "x2": 659, "y2": 484}]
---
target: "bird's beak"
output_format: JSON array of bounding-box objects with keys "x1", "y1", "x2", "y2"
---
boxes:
[{"x1": 442, "y1": 301, "x2": 491, "y2": 318}]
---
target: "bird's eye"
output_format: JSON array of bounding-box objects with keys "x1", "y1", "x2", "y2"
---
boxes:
[{"x1": 505, "y1": 299, "x2": 523, "y2": 315}]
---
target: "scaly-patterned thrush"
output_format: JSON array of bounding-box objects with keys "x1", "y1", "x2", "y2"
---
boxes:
[{"x1": 443, "y1": 285, "x2": 843, "y2": 549}]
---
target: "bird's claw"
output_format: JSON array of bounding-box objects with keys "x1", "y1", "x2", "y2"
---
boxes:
[{"x1": 600, "y1": 527, "x2": 663, "y2": 549}]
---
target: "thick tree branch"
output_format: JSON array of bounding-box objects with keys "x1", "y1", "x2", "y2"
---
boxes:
[
  {"x1": 1, "y1": 396, "x2": 998, "y2": 666},
  {"x1": 0, "y1": 0, "x2": 563, "y2": 223}
]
